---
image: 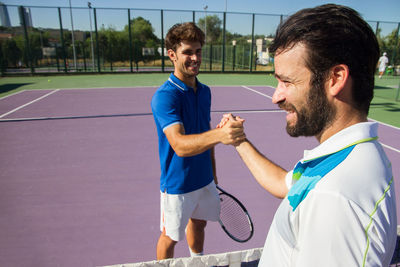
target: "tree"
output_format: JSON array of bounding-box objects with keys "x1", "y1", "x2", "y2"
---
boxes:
[
  {"x1": 2, "y1": 38, "x2": 21, "y2": 67},
  {"x1": 197, "y1": 15, "x2": 222, "y2": 44},
  {"x1": 384, "y1": 28, "x2": 400, "y2": 65},
  {"x1": 376, "y1": 27, "x2": 400, "y2": 65},
  {"x1": 124, "y1": 16, "x2": 160, "y2": 64}
]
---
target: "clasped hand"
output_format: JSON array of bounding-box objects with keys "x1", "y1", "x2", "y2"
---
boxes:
[{"x1": 217, "y1": 113, "x2": 246, "y2": 146}]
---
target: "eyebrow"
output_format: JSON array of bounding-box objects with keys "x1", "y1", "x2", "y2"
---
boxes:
[
  {"x1": 274, "y1": 73, "x2": 291, "y2": 82},
  {"x1": 181, "y1": 48, "x2": 202, "y2": 54}
]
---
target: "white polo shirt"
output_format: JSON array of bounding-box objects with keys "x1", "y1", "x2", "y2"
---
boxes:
[{"x1": 259, "y1": 122, "x2": 397, "y2": 267}]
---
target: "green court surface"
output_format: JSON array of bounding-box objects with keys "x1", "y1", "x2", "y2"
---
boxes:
[{"x1": 0, "y1": 73, "x2": 399, "y2": 127}]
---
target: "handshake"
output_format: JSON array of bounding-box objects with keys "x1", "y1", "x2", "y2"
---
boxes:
[{"x1": 216, "y1": 113, "x2": 246, "y2": 146}]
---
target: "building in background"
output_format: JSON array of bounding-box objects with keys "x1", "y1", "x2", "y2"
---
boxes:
[
  {"x1": 18, "y1": 6, "x2": 32, "y2": 27},
  {"x1": 0, "y1": 2, "x2": 11, "y2": 27}
]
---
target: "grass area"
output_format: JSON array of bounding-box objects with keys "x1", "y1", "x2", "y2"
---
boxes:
[
  {"x1": 370, "y1": 76, "x2": 400, "y2": 127},
  {"x1": 0, "y1": 73, "x2": 398, "y2": 127}
]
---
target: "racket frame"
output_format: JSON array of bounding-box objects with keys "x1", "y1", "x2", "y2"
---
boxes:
[{"x1": 216, "y1": 185, "x2": 254, "y2": 243}]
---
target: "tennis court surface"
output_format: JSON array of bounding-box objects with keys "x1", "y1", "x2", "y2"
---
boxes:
[{"x1": 1, "y1": 85, "x2": 399, "y2": 266}]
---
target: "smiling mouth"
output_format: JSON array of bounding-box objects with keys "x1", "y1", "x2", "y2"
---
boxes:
[
  {"x1": 188, "y1": 62, "x2": 199, "y2": 68},
  {"x1": 279, "y1": 103, "x2": 297, "y2": 120}
]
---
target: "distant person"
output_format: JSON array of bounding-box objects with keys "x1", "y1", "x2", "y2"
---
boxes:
[
  {"x1": 378, "y1": 52, "x2": 389, "y2": 78},
  {"x1": 151, "y1": 22, "x2": 245, "y2": 260},
  {"x1": 219, "y1": 4, "x2": 397, "y2": 266}
]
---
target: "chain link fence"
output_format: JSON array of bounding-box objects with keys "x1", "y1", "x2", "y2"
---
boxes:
[{"x1": 0, "y1": 4, "x2": 399, "y2": 75}]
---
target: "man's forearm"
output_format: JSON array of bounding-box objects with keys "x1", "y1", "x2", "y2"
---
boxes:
[
  {"x1": 235, "y1": 139, "x2": 288, "y2": 198},
  {"x1": 172, "y1": 128, "x2": 222, "y2": 157}
]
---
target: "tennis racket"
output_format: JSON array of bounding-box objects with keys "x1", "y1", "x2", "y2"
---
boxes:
[{"x1": 216, "y1": 185, "x2": 254, "y2": 243}]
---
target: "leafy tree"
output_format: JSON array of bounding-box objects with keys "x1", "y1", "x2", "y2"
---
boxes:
[
  {"x1": 376, "y1": 27, "x2": 400, "y2": 65},
  {"x1": 124, "y1": 16, "x2": 160, "y2": 64},
  {"x1": 197, "y1": 15, "x2": 222, "y2": 44},
  {"x1": 0, "y1": 41, "x2": 6, "y2": 73},
  {"x1": 384, "y1": 28, "x2": 400, "y2": 65},
  {"x1": 2, "y1": 38, "x2": 21, "y2": 67}
]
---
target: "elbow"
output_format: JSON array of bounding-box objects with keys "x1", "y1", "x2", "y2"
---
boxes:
[
  {"x1": 175, "y1": 149, "x2": 190, "y2": 157},
  {"x1": 270, "y1": 188, "x2": 288, "y2": 199},
  {"x1": 173, "y1": 145, "x2": 204, "y2": 158},
  {"x1": 260, "y1": 183, "x2": 288, "y2": 199},
  {"x1": 274, "y1": 192, "x2": 287, "y2": 199},
  {"x1": 171, "y1": 144, "x2": 192, "y2": 157}
]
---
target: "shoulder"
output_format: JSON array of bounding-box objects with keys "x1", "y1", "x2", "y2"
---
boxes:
[
  {"x1": 316, "y1": 140, "x2": 392, "y2": 205},
  {"x1": 196, "y1": 79, "x2": 211, "y2": 92},
  {"x1": 339, "y1": 141, "x2": 390, "y2": 179},
  {"x1": 320, "y1": 141, "x2": 390, "y2": 185},
  {"x1": 201, "y1": 83, "x2": 211, "y2": 93},
  {"x1": 152, "y1": 81, "x2": 181, "y2": 107}
]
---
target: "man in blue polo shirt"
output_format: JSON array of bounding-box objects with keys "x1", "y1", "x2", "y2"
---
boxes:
[{"x1": 151, "y1": 22, "x2": 246, "y2": 260}]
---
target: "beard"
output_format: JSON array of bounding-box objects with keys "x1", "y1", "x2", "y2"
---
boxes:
[
  {"x1": 175, "y1": 54, "x2": 200, "y2": 78},
  {"x1": 280, "y1": 79, "x2": 336, "y2": 137}
]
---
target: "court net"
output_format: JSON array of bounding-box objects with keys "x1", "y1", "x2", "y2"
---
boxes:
[{"x1": 101, "y1": 247, "x2": 262, "y2": 267}]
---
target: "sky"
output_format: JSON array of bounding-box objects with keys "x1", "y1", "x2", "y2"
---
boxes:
[
  {"x1": 2, "y1": 0, "x2": 399, "y2": 37},
  {"x1": 3, "y1": 0, "x2": 399, "y2": 21}
]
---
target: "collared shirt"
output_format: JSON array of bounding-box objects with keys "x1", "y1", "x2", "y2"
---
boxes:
[
  {"x1": 259, "y1": 122, "x2": 397, "y2": 267},
  {"x1": 151, "y1": 73, "x2": 213, "y2": 194}
]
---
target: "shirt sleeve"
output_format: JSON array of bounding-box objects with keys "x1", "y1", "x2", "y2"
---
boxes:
[
  {"x1": 151, "y1": 90, "x2": 182, "y2": 131},
  {"x1": 285, "y1": 170, "x2": 294, "y2": 190},
  {"x1": 294, "y1": 191, "x2": 368, "y2": 266}
]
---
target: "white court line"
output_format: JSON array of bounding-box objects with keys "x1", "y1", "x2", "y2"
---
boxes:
[
  {"x1": 381, "y1": 143, "x2": 400, "y2": 154},
  {"x1": 0, "y1": 89, "x2": 26, "y2": 100},
  {"x1": 369, "y1": 118, "x2": 400, "y2": 131},
  {"x1": 241, "y1": 85, "x2": 273, "y2": 99},
  {"x1": 0, "y1": 89, "x2": 60, "y2": 118}
]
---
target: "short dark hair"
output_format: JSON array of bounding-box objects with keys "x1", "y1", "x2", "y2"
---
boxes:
[
  {"x1": 270, "y1": 4, "x2": 379, "y2": 114},
  {"x1": 165, "y1": 22, "x2": 205, "y2": 52}
]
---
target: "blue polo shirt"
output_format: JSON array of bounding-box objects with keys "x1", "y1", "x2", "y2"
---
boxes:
[{"x1": 151, "y1": 73, "x2": 214, "y2": 194}]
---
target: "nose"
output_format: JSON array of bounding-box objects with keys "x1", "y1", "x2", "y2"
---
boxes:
[
  {"x1": 191, "y1": 53, "x2": 200, "y2": 61},
  {"x1": 272, "y1": 82, "x2": 286, "y2": 104}
]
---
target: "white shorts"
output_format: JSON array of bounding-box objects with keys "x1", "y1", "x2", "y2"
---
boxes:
[{"x1": 160, "y1": 181, "x2": 220, "y2": 241}]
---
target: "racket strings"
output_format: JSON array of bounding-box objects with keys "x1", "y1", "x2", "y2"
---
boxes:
[{"x1": 219, "y1": 194, "x2": 252, "y2": 240}]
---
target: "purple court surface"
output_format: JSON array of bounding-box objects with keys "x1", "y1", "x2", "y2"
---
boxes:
[{"x1": 0, "y1": 86, "x2": 399, "y2": 266}]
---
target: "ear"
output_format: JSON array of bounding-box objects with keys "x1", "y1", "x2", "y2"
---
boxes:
[
  {"x1": 327, "y1": 64, "x2": 350, "y2": 97},
  {"x1": 168, "y1": 49, "x2": 176, "y2": 62}
]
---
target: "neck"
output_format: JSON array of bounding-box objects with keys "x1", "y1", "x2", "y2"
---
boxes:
[
  {"x1": 174, "y1": 71, "x2": 197, "y2": 91},
  {"x1": 316, "y1": 108, "x2": 367, "y2": 144}
]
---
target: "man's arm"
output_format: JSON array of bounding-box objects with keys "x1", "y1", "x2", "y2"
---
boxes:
[
  {"x1": 217, "y1": 114, "x2": 288, "y2": 198},
  {"x1": 235, "y1": 139, "x2": 288, "y2": 199},
  {"x1": 164, "y1": 117, "x2": 245, "y2": 158}
]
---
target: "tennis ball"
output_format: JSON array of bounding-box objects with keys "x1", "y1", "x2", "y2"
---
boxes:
[{"x1": 48, "y1": 79, "x2": 51, "y2": 82}]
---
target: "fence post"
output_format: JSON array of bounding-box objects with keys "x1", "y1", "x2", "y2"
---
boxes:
[
  {"x1": 58, "y1": 7, "x2": 67, "y2": 73},
  {"x1": 232, "y1": 44, "x2": 236, "y2": 71},
  {"x1": 19, "y1": 6, "x2": 34, "y2": 74},
  {"x1": 250, "y1": 13, "x2": 255, "y2": 72},
  {"x1": 193, "y1": 11, "x2": 195, "y2": 24},
  {"x1": 82, "y1": 42, "x2": 87, "y2": 71},
  {"x1": 109, "y1": 40, "x2": 113, "y2": 72},
  {"x1": 210, "y1": 44, "x2": 212, "y2": 71},
  {"x1": 94, "y1": 8, "x2": 101, "y2": 73},
  {"x1": 161, "y1": 9, "x2": 165, "y2": 72},
  {"x1": 222, "y1": 12, "x2": 226, "y2": 72},
  {"x1": 128, "y1": 9, "x2": 133, "y2": 73}
]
